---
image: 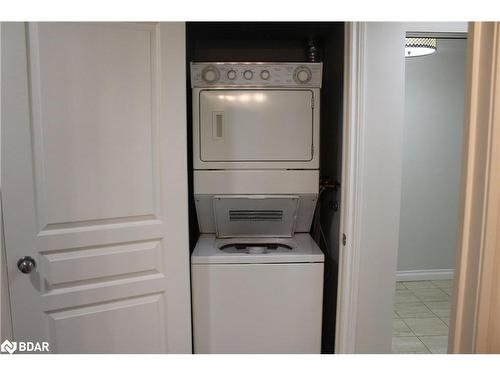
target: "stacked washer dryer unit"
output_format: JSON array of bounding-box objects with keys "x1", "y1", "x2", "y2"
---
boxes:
[{"x1": 190, "y1": 62, "x2": 324, "y2": 354}]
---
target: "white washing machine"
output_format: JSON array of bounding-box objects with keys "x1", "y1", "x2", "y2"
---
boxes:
[
  {"x1": 191, "y1": 233, "x2": 324, "y2": 354},
  {"x1": 190, "y1": 62, "x2": 324, "y2": 353}
]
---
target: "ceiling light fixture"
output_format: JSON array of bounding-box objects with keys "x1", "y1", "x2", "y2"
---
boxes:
[{"x1": 405, "y1": 37, "x2": 437, "y2": 58}]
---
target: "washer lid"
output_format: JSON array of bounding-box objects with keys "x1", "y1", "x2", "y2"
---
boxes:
[
  {"x1": 191, "y1": 234, "x2": 324, "y2": 264},
  {"x1": 213, "y1": 195, "x2": 299, "y2": 238}
]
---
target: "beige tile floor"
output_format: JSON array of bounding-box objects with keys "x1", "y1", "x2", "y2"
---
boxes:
[{"x1": 392, "y1": 280, "x2": 453, "y2": 354}]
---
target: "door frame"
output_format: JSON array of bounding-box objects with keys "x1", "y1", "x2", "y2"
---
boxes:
[
  {"x1": 335, "y1": 22, "x2": 366, "y2": 354},
  {"x1": 449, "y1": 22, "x2": 500, "y2": 353}
]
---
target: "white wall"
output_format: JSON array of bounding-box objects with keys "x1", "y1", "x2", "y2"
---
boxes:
[
  {"x1": 398, "y1": 38, "x2": 467, "y2": 273},
  {"x1": 352, "y1": 22, "x2": 467, "y2": 353}
]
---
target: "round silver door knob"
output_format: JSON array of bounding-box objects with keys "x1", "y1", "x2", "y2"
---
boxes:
[{"x1": 17, "y1": 256, "x2": 36, "y2": 274}]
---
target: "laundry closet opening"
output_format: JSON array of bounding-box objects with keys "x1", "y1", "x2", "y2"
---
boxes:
[{"x1": 186, "y1": 22, "x2": 344, "y2": 354}]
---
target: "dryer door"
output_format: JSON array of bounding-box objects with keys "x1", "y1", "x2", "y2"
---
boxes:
[{"x1": 198, "y1": 89, "x2": 314, "y2": 163}]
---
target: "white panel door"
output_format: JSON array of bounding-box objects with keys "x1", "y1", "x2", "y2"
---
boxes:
[{"x1": 1, "y1": 22, "x2": 192, "y2": 353}]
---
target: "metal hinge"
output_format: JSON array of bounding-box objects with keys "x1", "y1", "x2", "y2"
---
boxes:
[
  {"x1": 343, "y1": 233, "x2": 347, "y2": 246},
  {"x1": 311, "y1": 96, "x2": 315, "y2": 108}
]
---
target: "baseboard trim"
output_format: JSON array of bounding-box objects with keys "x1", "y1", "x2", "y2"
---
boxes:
[{"x1": 395, "y1": 269, "x2": 454, "y2": 281}]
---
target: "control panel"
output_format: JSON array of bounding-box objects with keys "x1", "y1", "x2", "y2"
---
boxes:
[{"x1": 191, "y1": 62, "x2": 323, "y2": 88}]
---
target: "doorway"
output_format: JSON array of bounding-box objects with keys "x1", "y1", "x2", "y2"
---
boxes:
[{"x1": 392, "y1": 33, "x2": 468, "y2": 353}]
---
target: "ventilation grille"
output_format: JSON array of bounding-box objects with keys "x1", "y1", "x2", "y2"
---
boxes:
[{"x1": 229, "y1": 210, "x2": 283, "y2": 222}]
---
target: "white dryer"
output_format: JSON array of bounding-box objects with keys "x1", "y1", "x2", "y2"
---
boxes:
[
  {"x1": 191, "y1": 62, "x2": 322, "y2": 171},
  {"x1": 190, "y1": 62, "x2": 324, "y2": 354}
]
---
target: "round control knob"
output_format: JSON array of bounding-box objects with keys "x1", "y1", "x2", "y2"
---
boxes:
[
  {"x1": 201, "y1": 66, "x2": 220, "y2": 84},
  {"x1": 243, "y1": 70, "x2": 253, "y2": 80},
  {"x1": 227, "y1": 70, "x2": 237, "y2": 80},
  {"x1": 293, "y1": 66, "x2": 312, "y2": 84},
  {"x1": 260, "y1": 70, "x2": 270, "y2": 80}
]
